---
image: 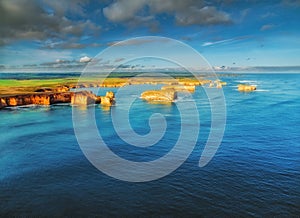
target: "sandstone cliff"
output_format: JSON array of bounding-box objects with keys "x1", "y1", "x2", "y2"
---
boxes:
[{"x1": 0, "y1": 90, "x2": 117, "y2": 109}]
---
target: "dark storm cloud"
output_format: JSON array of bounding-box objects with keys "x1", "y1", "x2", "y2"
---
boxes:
[{"x1": 0, "y1": 0, "x2": 100, "y2": 46}]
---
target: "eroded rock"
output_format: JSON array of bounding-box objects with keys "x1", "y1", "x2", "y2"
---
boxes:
[
  {"x1": 100, "y1": 91, "x2": 115, "y2": 106},
  {"x1": 50, "y1": 93, "x2": 71, "y2": 104},
  {"x1": 71, "y1": 91, "x2": 96, "y2": 105},
  {"x1": 238, "y1": 84, "x2": 256, "y2": 92},
  {"x1": 161, "y1": 85, "x2": 195, "y2": 92},
  {"x1": 141, "y1": 90, "x2": 177, "y2": 102}
]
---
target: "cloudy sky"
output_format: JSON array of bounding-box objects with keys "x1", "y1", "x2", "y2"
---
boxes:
[{"x1": 0, "y1": 0, "x2": 299, "y2": 71}]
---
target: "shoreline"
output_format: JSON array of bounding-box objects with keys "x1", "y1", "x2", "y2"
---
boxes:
[
  {"x1": 0, "y1": 76, "x2": 211, "y2": 96},
  {"x1": 0, "y1": 77, "x2": 212, "y2": 109}
]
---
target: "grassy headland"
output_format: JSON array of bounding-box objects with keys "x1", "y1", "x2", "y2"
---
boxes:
[{"x1": 0, "y1": 76, "x2": 211, "y2": 96}]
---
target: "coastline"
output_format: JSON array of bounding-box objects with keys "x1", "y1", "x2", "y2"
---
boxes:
[{"x1": 0, "y1": 76, "x2": 213, "y2": 109}]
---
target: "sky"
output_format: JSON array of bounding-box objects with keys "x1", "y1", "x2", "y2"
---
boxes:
[{"x1": 0, "y1": 0, "x2": 300, "y2": 72}]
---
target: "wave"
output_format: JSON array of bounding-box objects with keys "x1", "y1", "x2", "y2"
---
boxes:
[
  {"x1": 269, "y1": 100, "x2": 296, "y2": 107},
  {"x1": 235, "y1": 80, "x2": 259, "y2": 84},
  {"x1": 255, "y1": 89, "x2": 270, "y2": 92}
]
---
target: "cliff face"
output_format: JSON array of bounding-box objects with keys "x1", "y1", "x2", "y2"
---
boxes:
[
  {"x1": 1, "y1": 94, "x2": 51, "y2": 107},
  {"x1": 50, "y1": 93, "x2": 71, "y2": 104},
  {"x1": 71, "y1": 91, "x2": 97, "y2": 105},
  {"x1": 0, "y1": 90, "x2": 117, "y2": 109},
  {"x1": 0, "y1": 91, "x2": 94, "y2": 109}
]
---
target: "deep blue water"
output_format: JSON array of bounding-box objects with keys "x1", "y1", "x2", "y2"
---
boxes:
[{"x1": 0, "y1": 73, "x2": 299, "y2": 216}]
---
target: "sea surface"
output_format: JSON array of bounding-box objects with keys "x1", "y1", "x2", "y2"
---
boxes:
[{"x1": 0, "y1": 73, "x2": 299, "y2": 216}]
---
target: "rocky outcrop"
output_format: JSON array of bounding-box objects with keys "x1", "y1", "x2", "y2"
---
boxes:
[
  {"x1": 71, "y1": 91, "x2": 98, "y2": 105},
  {"x1": 0, "y1": 98, "x2": 7, "y2": 108},
  {"x1": 100, "y1": 91, "x2": 115, "y2": 106},
  {"x1": 50, "y1": 92, "x2": 71, "y2": 104},
  {"x1": 141, "y1": 90, "x2": 177, "y2": 102},
  {"x1": 2, "y1": 94, "x2": 51, "y2": 107},
  {"x1": 161, "y1": 85, "x2": 195, "y2": 92},
  {"x1": 34, "y1": 88, "x2": 53, "y2": 92},
  {"x1": 238, "y1": 84, "x2": 256, "y2": 92},
  {"x1": 54, "y1": 86, "x2": 69, "y2": 92},
  {"x1": 34, "y1": 86, "x2": 69, "y2": 93}
]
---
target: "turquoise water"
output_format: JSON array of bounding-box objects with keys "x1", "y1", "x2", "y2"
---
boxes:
[{"x1": 0, "y1": 73, "x2": 299, "y2": 216}]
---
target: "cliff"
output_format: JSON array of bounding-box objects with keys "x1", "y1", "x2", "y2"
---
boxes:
[
  {"x1": 0, "y1": 90, "x2": 117, "y2": 109},
  {"x1": 71, "y1": 91, "x2": 99, "y2": 105}
]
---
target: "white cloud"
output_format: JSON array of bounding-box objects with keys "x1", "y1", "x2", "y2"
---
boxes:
[
  {"x1": 79, "y1": 56, "x2": 92, "y2": 63},
  {"x1": 202, "y1": 36, "x2": 251, "y2": 47},
  {"x1": 260, "y1": 24, "x2": 275, "y2": 31},
  {"x1": 202, "y1": 38, "x2": 235, "y2": 46}
]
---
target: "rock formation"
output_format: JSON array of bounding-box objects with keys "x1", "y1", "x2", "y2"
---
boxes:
[
  {"x1": 50, "y1": 93, "x2": 72, "y2": 104},
  {"x1": 2, "y1": 94, "x2": 51, "y2": 107},
  {"x1": 161, "y1": 85, "x2": 195, "y2": 92},
  {"x1": 141, "y1": 90, "x2": 177, "y2": 102},
  {"x1": 71, "y1": 91, "x2": 98, "y2": 105},
  {"x1": 238, "y1": 84, "x2": 257, "y2": 92},
  {"x1": 0, "y1": 90, "x2": 118, "y2": 109},
  {"x1": 34, "y1": 86, "x2": 69, "y2": 93},
  {"x1": 100, "y1": 91, "x2": 115, "y2": 106}
]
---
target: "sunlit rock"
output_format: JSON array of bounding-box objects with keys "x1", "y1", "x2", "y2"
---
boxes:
[
  {"x1": 7, "y1": 97, "x2": 17, "y2": 106},
  {"x1": 100, "y1": 91, "x2": 115, "y2": 106},
  {"x1": 54, "y1": 86, "x2": 69, "y2": 92},
  {"x1": 50, "y1": 93, "x2": 72, "y2": 104},
  {"x1": 141, "y1": 90, "x2": 177, "y2": 102},
  {"x1": 0, "y1": 98, "x2": 7, "y2": 108},
  {"x1": 30, "y1": 94, "x2": 50, "y2": 105},
  {"x1": 161, "y1": 85, "x2": 195, "y2": 92},
  {"x1": 238, "y1": 84, "x2": 256, "y2": 92},
  {"x1": 71, "y1": 91, "x2": 96, "y2": 105}
]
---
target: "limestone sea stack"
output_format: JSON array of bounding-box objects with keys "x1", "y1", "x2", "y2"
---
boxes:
[
  {"x1": 141, "y1": 90, "x2": 177, "y2": 102},
  {"x1": 161, "y1": 85, "x2": 195, "y2": 92},
  {"x1": 71, "y1": 91, "x2": 99, "y2": 105},
  {"x1": 100, "y1": 91, "x2": 115, "y2": 106},
  {"x1": 238, "y1": 84, "x2": 257, "y2": 92}
]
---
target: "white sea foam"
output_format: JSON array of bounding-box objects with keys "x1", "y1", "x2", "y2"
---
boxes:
[
  {"x1": 236, "y1": 80, "x2": 259, "y2": 84},
  {"x1": 255, "y1": 89, "x2": 270, "y2": 92}
]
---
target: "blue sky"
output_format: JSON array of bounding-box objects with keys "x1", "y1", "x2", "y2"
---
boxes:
[{"x1": 0, "y1": 0, "x2": 299, "y2": 71}]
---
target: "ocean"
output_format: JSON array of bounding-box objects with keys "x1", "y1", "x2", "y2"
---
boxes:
[{"x1": 0, "y1": 73, "x2": 299, "y2": 216}]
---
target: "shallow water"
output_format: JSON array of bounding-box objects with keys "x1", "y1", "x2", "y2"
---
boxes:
[{"x1": 0, "y1": 73, "x2": 299, "y2": 216}]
